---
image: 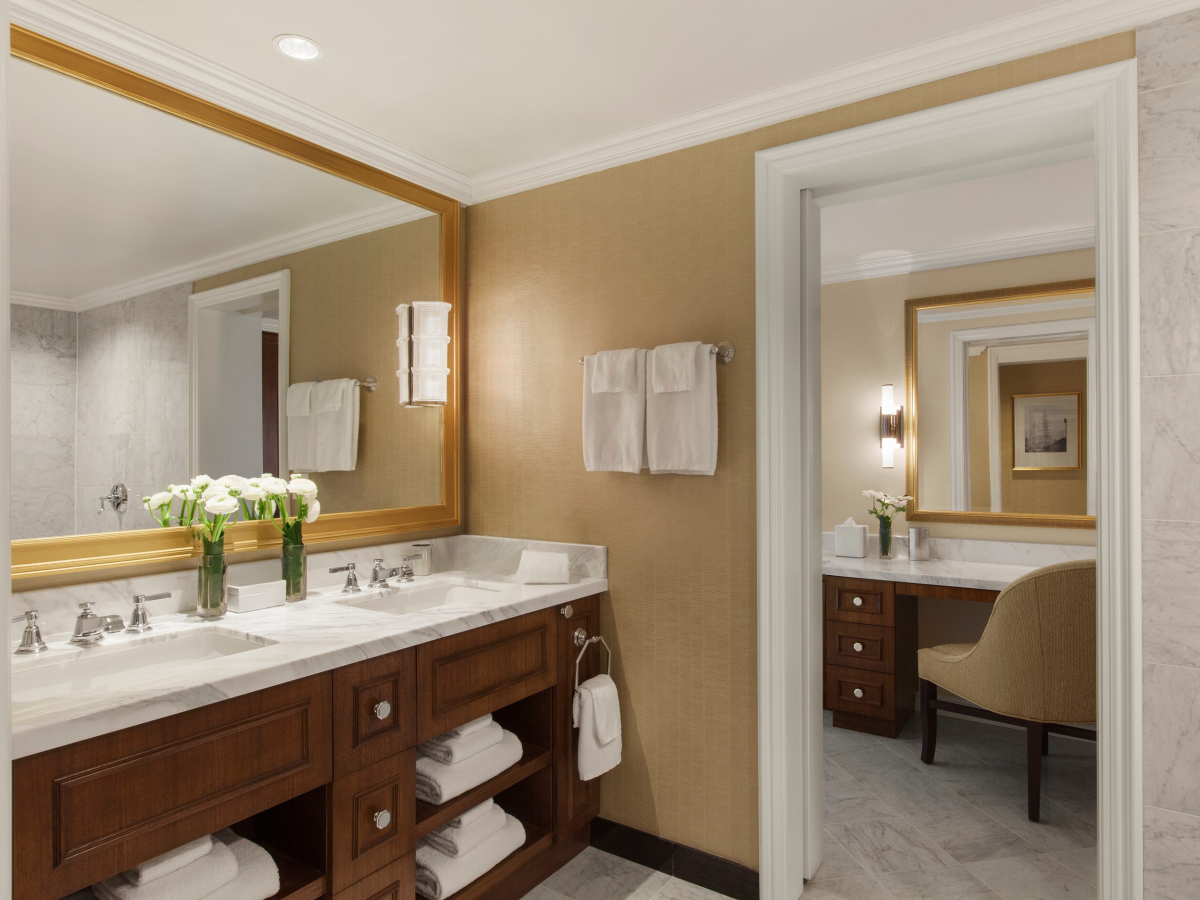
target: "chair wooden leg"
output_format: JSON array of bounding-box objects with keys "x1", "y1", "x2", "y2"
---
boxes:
[
  {"x1": 920, "y1": 679, "x2": 937, "y2": 765},
  {"x1": 1042, "y1": 728, "x2": 1050, "y2": 757},
  {"x1": 1027, "y1": 721, "x2": 1044, "y2": 822}
]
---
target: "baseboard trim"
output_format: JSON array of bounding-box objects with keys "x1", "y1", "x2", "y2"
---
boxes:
[{"x1": 589, "y1": 818, "x2": 758, "y2": 900}]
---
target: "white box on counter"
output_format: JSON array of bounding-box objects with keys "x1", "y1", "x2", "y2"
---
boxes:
[
  {"x1": 834, "y1": 522, "x2": 868, "y2": 558},
  {"x1": 226, "y1": 580, "x2": 286, "y2": 613}
]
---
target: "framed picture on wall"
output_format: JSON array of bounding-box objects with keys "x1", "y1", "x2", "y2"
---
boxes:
[{"x1": 1012, "y1": 392, "x2": 1081, "y2": 470}]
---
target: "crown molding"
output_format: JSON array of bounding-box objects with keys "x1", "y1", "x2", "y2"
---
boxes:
[
  {"x1": 10, "y1": 290, "x2": 73, "y2": 310},
  {"x1": 470, "y1": 0, "x2": 1197, "y2": 202},
  {"x1": 9, "y1": 0, "x2": 473, "y2": 204},
  {"x1": 822, "y1": 225, "x2": 1095, "y2": 284}
]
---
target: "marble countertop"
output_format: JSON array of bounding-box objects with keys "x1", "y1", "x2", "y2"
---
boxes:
[
  {"x1": 821, "y1": 551, "x2": 1037, "y2": 592},
  {"x1": 11, "y1": 571, "x2": 606, "y2": 759}
]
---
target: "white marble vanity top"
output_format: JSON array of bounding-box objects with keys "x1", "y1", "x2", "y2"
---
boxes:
[
  {"x1": 821, "y1": 551, "x2": 1036, "y2": 592},
  {"x1": 10, "y1": 534, "x2": 607, "y2": 759}
]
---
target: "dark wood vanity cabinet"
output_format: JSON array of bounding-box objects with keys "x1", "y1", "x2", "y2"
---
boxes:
[{"x1": 14, "y1": 595, "x2": 606, "y2": 900}]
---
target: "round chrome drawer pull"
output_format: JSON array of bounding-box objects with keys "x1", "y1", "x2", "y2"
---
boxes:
[
  {"x1": 853, "y1": 642, "x2": 863, "y2": 652},
  {"x1": 373, "y1": 700, "x2": 391, "y2": 720},
  {"x1": 852, "y1": 596, "x2": 864, "y2": 607},
  {"x1": 853, "y1": 688, "x2": 864, "y2": 699},
  {"x1": 374, "y1": 809, "x2": 392, "y2": 830}
]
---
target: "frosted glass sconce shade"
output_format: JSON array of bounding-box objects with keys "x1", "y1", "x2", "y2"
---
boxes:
[
  {"x1": 409, "y1": 301, "x2": 452, "y2": 406},
  {"x1": 880, "y1": 383, "x2": 904, "y2": 468}
]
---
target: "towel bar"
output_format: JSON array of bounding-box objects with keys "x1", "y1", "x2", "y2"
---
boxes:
[
  {"x1": 578, "y1": 341, "x2": 735, "y2": 365},
  {"x1": 573, "y1": 628, "x2": 612, "y2": 692},
  {"x1": 354, "y1": 377, "x2": 377, "y2": 392}
]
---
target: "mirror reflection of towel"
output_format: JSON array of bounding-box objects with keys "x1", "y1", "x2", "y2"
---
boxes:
[{"x1": 287, "y1": 379, "x2": 359, "y2": 472}]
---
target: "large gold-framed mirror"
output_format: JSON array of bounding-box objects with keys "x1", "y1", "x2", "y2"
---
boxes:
[
  {"x1": 904, "y1": 279, "x2": 1096, "y2": 529},
  {"x1": 9, "y1": 26, "x2": 461, "y2": 582}
]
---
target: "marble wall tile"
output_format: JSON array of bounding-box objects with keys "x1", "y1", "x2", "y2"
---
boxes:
[
  {"x1": 1143, "y1": 662, "x2": 1200, "y2": 816},
  {"x1": 1141, "y1": 226, "x2": 1200, "y2": 376},
  {"x1": 1138, "y1": 8, "x2": 1200, "y2": 93},
  {"x1": 1139, "y1": 78, "x2": 1200, "y2": 235},
  {"x1": 1143, "y1": 520, "x2": 1200, "y2": 667},
  {"x1": 1141, "y1": 375, "x2": 1200, "y2": 521},
  {"x1": 1144, "y1": 804, "x2": 1200, "y2": 900}
]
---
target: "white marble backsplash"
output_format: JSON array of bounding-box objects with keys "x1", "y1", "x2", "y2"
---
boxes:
[
  {"x1": 821, "y1": 532, "x2": 1094, "y2": 567},
  {"x1": 12, "y1": 534, "x2": 606, "y2": 638}
]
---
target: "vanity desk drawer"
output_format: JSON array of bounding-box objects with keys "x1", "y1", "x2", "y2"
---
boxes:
[
  {"x1": 825, "y1": 576, "x2": 894, "y2": 625},
  {"x1": 332, "y1": 854, "x2": 414, "y2": 900},
  {"x1": 333, "y1": 649, "x2": 417, "y2": 778},
  {"x1": 824, "y1": 621, "x2": 893, "y2": 673},
  {"x1": 824, "y1": 665, "x2": 894, "y2": 719},
  {"x1": 330, "y1": 749, "x2": 415, "y2": 893}
]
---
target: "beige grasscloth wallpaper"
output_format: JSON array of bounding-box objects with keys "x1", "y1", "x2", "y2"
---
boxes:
[
  {"x1": 194, "y1": 216, "x2": 443, "y2": 515},
  {"x1": 464, "y1": 34, "x2": 1132, "y2": 867}
]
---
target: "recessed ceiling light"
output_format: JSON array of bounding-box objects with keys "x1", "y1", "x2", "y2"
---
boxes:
[{"x1": 274, "y1": 34, "x2": 322, "y2": 61}]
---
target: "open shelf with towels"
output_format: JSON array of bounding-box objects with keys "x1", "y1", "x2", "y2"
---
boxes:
[
  {"x1": 415, "y1": 744, "x2": 551, "y2": 838},
  {"x1": 441, "y1": 821, "x2": 552, "y2": 900}
]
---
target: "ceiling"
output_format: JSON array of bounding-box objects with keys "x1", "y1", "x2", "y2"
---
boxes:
[
  {"x1": 10, "y1": 57, "x2": 415, "y2": 302},
  {"x1": 821, "y1": 157, "x2": 1095, "y2": 282},
  {"x1": 73, "y1": 0, "x2": 1067, "y2": 177}
]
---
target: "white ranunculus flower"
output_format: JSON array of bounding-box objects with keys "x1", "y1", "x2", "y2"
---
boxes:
[
  {"x1": 191, "y1": 474, "x2": 213, "y2": 492},
  {"x1": 259, "y1": 476, "x2": 289, "y2": 496},
  {"x1": 201, "y1": 483, "x2": 230, "y2": 501},
  {"x1": 241, "y1": 483, "x2": 266, "y2": 501},
  {"x1": 204, "y1": 493, "x2": 238, "y2": 516},
  {"x1": 288, "y1": 476, "x2": 318, "y2": 497},
  {"x1": 168, "y1": 483, "x2": 191, "y2": 498},
  {"x1": 217, "y1": 474, "x2": 249, "y2": 494},
  {"x1": 304, "y1": 499, "x2": 321, "y2": 523},
  {"x1": 147, "y1": 491, "x2": 173, "y2": 509}
]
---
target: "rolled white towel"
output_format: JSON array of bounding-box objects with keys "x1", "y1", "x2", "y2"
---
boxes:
[
  {"x1": 202, "y1": 830, "x2": 280, "y2": 900},
  {"x1": 514, "y1": 550, "x2": 570, "y2": 585},
  {"x1": 415, "y1": 814, "x2": 525, "y2": 900},
  {"x1": 123, "y1": 836, "x2": 213, "y2": 886},
  {"x1": 448, "y1": 798, "x2": 494, "y2": 828},
  {"x1": 419, "y1": 720, "x2": 504, "y2": 765},
  {"x1": 423, "y1": 802, "x2": 507, "y2": 857},
  {"x1": 446, "y1": 714, "x2": 492, "y2": 738},
  {"x1": 92, "y1": 838, "x2": 237, "y2": 900},
  {"x1": 416, "y1": 731, "x2": 522, "y2": 805}
]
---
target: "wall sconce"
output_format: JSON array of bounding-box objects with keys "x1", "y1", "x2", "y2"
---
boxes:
[
  {"x1": 405, "y1": 301, "x2": 451, "y2": 406},
  {"x1": 880, "y1": 384, "x2": 904, "y2": 468}
]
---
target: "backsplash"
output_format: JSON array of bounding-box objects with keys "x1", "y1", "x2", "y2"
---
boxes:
[
  {"x1": 821, "y1": 533, "x2": 1096, "y2": 566},
  {"x1": 11, "y1": 534, "x2": 607, "y2": 638}
]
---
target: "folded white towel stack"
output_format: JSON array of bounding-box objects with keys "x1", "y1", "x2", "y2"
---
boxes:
[
  {"x1": 415, "y1": 813, "x2": 525, "y2": 899},
  {"x1": 202, "y1": 830, "x2": 280, "y2": 900},
  {"x1": 514, "y1": 550, "x2": 570, "y2": 584},
  {"x1": 416, "y1": 730, "x2": 522, "y2": 805},
  {"x1": 446, "y1": 714, "x2": 492, "y2": 739},
  {"x1": 573, "y1": 673, "x2": 623, "y2": 781},
  {"x1": 92, "y1": 836, "x2": 238, "y2": 900},
  {"x1": 650, "y1": 341, "x2": 700, "y2": 393},
  {"x1": 582, "y1": 349, "x2": 646, "y2": 474},
  {"x1": 423, "y1": 800, "x2": 507, "y2": 857},
  {"x1": 646, "y1": 342, "x2": 718, "y2": 475},
  {"x1": 418, "y1": 719, "x2": 504, "y2": 765},
  {"x1": 590, "y1": 348, "x2": 641, "y2": 393},
  {"x1": 448, "y1": 797, "x2": 494, "y2": 828},
  {"x1": 122, "y1": 835, "x2": 214, "y2": 887}
]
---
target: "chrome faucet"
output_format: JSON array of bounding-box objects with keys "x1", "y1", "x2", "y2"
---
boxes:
[
  {"x1": 330, "y1": 563, "x2": 361, "y2": 593},
  {"x1": 11, "y1": 610, "x2": 48, "y2": 655},
  {"x1": 368, "y1": 558, "x2": 390, "y2": 589},
  {"x1": 71, "y1": 602, "x2": 111, "y2": 645},
  {"x1": 129, "y1": 592, "x2": 170, "y2": 633},
  {"x1": 393, "y1": 557, "x2": 417, "y2": 584}
]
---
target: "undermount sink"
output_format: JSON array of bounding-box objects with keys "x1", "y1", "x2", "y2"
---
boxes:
[
  {"x1": 11, "y1": 627, "x2": 275, "y2": 704},
  {"x1": 337, "y1": 578, "x2": 509, "y2": 616}
]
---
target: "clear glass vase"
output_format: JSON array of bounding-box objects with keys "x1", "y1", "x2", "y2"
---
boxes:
[
  {"x1": 197, "y1": 538, "x2": 227, "y2": 618},
  {"x1": 878, "y1": 518, "x2": 893, "y2": 559},
  {"x1": 282, "y1": 541, "x2": 307, "y2": 603}
]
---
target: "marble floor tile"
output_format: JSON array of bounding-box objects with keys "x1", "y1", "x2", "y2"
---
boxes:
[
  {"x1": 970, "y1": 797, "x2": 1096, "y2": 853},
  {"x1": 653, "y1": 878, "x2": 733, "y2": 900},
  {"x1": 856, "y1": 767, "x2": 977, "y2": 828},
  {"x1": 873, "y1": 866, "x2": 999, "y2": 899},
  {"x1": 1047, "y1": 849, "x2": 1097, "y2": 888},
  {"x1": 826, "y1": 755, "x2": 855, "y2": 782},
  {"x1": 824, "y1": 779, "x2": 901, "y2": 824},
  {"x1": 965, "y1": 854, "x2": 1095, "y2": 900},
  {"x1": 825, "y1": 745, "x2": 917, "y2": 779},
  {"x1": 825, "y1": 722, "x2": 891, "y2": 755},
  {"x1": 1144, "y1": 805, "x2": 1200, "y2": 900},
  {"x1": 825, "y1": 817, "x2": 956, "y2": 875},
  {"x1": 542, "y1": 847, "x2": 671, "y2": 900},
  {"x1": 799, "y1": 876, "x2": 891, "y2": 900},
  {"x1": 521, "y1": 888, "x2": 569, "y2": 900},
  {"x1": 909, "y1": 810, "x2": 1038, "y2": 865},
  {"x1": 814, "y1": 833, "x2": 870, "y2": 880}
]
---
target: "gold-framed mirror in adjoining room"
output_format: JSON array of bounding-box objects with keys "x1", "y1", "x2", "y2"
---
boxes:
[{"x1": 8, "y1": 26, "x2": 461, "y2": 584}]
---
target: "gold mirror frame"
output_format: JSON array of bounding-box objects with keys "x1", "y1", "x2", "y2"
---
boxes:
[
  {"x1": 10, "y1": 26, "x2": 462, "y2": 582},
  {"x1": 904, "y1": 279, "x2": 1096, "y2": 529}
]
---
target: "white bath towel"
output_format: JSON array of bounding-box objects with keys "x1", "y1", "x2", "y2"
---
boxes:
[
  {"x1": 286, "y1": 382, "x2": 317, "y2": 471},
  {"x1": 92, "y1": 837, "x2": 237, "y2": 900},
  {"x1": 122, "y1": 835, "x2": 213, "y2": 886},
  {"x1": 285, "y1": 382, "x2": 314, "y2": 417},
  {"x1": 309, "y1": 378, "x2": 360, "y2": 472},
  {"x1": 446, "y1": 714, "x2": 492, "y2": 739},
  {"x1": 573, "y1": 674, "x2": 622, "y2": 781},
  {"x1": 646, "y1": 342, "x2": 717, "y2": 475},
  {"x1": 583, "y1": 349, "x2": 647, "y2": 474},
  {"x1": 448, "y1": 798, "x2": 494, "y2": 828},
  {"x1": 202, "y1": 830, "x2": 280, "y2": 900},
  {"x1": 423, "y1": 801, "x2": 507, "y2": 857},
  {"x1": 416, "y1": 730, "x2": 522, "y2": 805},
  {"x1": 419, "y1": 719, "x2": 504, "y2": 765},
  {"x1": 415, "y1": 814, "x2": 526, "y2": 900},
  {"x1": 514, "y1": 550, "x2": 570, "y2": 584},
  {"x1": 590, "y1": 348, "x2": 641, "y2": 393},
  {"x1": 650, "y1": 341, "x2": 700, "y2": 393}
]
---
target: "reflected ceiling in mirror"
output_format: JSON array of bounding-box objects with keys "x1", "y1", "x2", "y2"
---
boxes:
[
  {"x1": 10, "y1": 54, "x2": 444, "y2": 543},
  {"x1": 905, "y1": 280, "x2": 1096, "y2": 528}
]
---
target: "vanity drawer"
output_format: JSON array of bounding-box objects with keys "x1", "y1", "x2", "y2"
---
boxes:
[
  {"x1": 333, "y1": 649, "x2": 417, "y2": 778},
  {"x1": 825, "y1": 621, "x2": 893, "y2": 673},
  {"x1": 417, "y1": 608, "x2": 558, "y2": 743},
  {"x1": 824, "y1": 665, "x2": 894, "y2": 720},
  {"x1": 825, "y1": 576, "x2": 894, "y2": 625},
  {"x1": 332, "y1": 853, "x2": 414, "y2": 900},
  {"x1": 330, "y1": 749, "x2": 415, "y2": 893}
]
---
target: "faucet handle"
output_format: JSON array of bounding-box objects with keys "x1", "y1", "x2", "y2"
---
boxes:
[
  {"x1": 12, "y1": 610, "x2": 48, "y2": 655},
  {"x1": 329, "y1": 563, "x2": 361, "y2": 593},
  {"x1": 78, "y1": 601, "x2": 96, "y2": 615},
  {"x1": 127, "y1": 593, "x2": 166, "y2": 633}
]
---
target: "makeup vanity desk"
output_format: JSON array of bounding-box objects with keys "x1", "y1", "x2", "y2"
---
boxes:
[{"x1": 821, "y1": 552, "x2": 1040, "y2": 738}]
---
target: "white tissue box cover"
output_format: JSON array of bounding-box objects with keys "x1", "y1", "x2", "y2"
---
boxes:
[
  {"x1": 834, "y1": 524, "x2": 868, "y2": 558},
  {"x1": 227, "y1": 580, "x2": 286, "y2": 612}
]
